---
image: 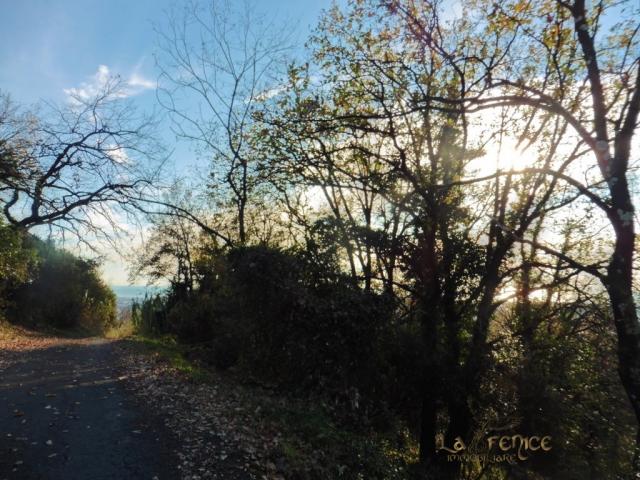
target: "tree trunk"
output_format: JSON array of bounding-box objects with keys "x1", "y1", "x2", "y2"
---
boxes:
[
  {"x1": 238, "y1": 157, "x2": 248, "y2": 244},
  {"x1": 238, "y1": 200, "x2": 246, "y2": 244},
  {"x1": 417, "y1": 219, "x2": 442, "y2": 467},
  {"x1": 606, "y1": 177, "x2": 640, "y2": 468}
]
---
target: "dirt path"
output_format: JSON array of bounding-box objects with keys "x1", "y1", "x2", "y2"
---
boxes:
[{"x1": 0, "y1": 337, "x2": 179, "y2": 480}]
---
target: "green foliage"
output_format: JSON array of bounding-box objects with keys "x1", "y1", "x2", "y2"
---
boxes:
[
  {"x1": 131, "y1": 294, "x2": 169, "y2": 336},
  {"x1": 0, "y1": 222, "x2": 37, "y2": 317},
  {"x1": 0, "y1": 225, "x2": 34, "y2": 284},
  {"x1": 15, "y1": 238, "x2": 116, "y2": 332},
  {"x1": 137, "y1": 245, "x2": 397, "y2": 400},
  {"x1": 1, "y1": 232, "x2": 116, "y2": 333},
  {"x1": 221, "y1": 246, "x2": 392, "y2": 392}
]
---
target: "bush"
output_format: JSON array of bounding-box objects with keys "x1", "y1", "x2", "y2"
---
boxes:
[
  {"x1": 7, "y1": 237, "x2": 116, "y2": 333},
  {"x1": 204, "y1": 247, "x2": 393, "y2": 393},
  {"x1": 135, "y1": 245, "x2": 399, "y2": 407},
  {"x1": 128, "y1": 245, "x2": 425, "y2": 476},
  {"x1": 0, "y1": 222, "x2": 37, "y2": 318},
  {"x1": 131, "y1": 294, "x2": 168, "y2": 335}
]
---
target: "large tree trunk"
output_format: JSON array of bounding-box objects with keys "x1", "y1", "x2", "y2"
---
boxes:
[
  {"x1": 572, "y1": 0, "x2": 640, "y2": 458},
  {"x1": 417, "y1": 217, "x2": 443, "y2": 468},
  {"x1": 606, "y1": 174, "x2": 640, "y2": 467}
]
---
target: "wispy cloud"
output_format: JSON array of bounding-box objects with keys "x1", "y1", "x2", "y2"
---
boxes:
[
  {"x1": 128, "y1": 72, "x2": 155, "y2": 90},
  {"x1": 255, "y1": 84, "x2": 287, "y2": 102},
  {"x1": 63, "y1": 64, "x2": 155, "y2": 102}
]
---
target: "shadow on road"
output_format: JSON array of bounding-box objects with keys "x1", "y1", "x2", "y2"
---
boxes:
[{"x1": 0, "y1": 339, "x2": 179, "y2": 480}]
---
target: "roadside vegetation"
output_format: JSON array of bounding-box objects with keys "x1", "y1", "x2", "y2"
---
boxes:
[
  {"x1": 1, "y1": 0, "x2": 639, "y2": 478},
  {"x1": 0, "y1": 221, "x2": 116, "y2": 334},
  {"x1": 127, "y1": 245, "x2": 634, "y2": 479},
  {"x1": 127, "y1": 306, "x2": 416, "y2": 480}
]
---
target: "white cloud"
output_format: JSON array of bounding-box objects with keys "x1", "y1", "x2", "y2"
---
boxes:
[
  {"x1": 64, "y1": 64, "x2": 155, "y2": 102},
  {"x1": 255, "y1": 84, "x2": 287, "y2": 102},
  {"x1": 106, "y1": 144, "x2": 131, "y2": 165},
  {"x1": 128, "y1": 72, "x2": 155, "y2": 90},
  {"x1": 63, "y1": 64, "x2": 112, "y2": 101}
]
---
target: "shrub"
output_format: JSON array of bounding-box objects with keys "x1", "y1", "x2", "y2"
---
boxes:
[
  {"x1": 135, "y1": 245, "x2": 399, "y2": 407},
  {"x1": 132, "y1": 294, "x2": 168, "y2": 335},
  {"x1": 8, "y1": 238, "x2": 116, "y2": 333},
  {"x1": 200, "y1": 247, "x2": 393, "y2": 391},
  {"x1": 0, "y1": 222, "x2": 37, "y2": 319}
]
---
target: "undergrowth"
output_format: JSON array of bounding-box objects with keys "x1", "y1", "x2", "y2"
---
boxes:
[{"x1": 127, "y1": 332, "x2": 418, "y2": 479}]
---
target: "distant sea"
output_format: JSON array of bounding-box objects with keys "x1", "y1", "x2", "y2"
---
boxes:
[{"x1": 111, "y1": 285, "x2": 166, "y2": 310}]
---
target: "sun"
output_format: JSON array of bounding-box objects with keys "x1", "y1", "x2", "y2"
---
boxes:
[{"x1": 470, "y1": 135, "x2": 541, "y2": 177}]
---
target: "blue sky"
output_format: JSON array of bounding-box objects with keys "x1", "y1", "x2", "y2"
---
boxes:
[
  {"x1": 0, "y1": 0, "x2": 338, "y2": 105},
  {"x1": 1, "y1": 0, "x2": 341, "y2": 285}
]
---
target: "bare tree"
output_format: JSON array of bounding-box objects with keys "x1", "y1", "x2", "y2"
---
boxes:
[
  {"x1": 156, "y1": 0, "x2": 290, "y2": 245},
  {"x1": 131, "y1": 212, "x2": 201, "y2": 293},
  {"x1": 0, "y1": 80, "x2": 162, "y2": 245}
]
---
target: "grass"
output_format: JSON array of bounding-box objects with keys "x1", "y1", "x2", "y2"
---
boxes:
[
  {"x1": 127, "y1": 333, "x2": 213, "y2": 383},
  {"x1": 0, "y1": 318, "x2": 49, "y2": 340},
  {"x1": 1, "y1": 312, "x2": 119, "y2": 341},
  {"x1": 0, "y1": 317, "x2": 21, "y2": 341},
  {"x1": 104, "y1": 321, "x2": 135, "y2": 339},
  {"x1": 102, "y1": 320, "x2": 210, "y2": 381}
]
